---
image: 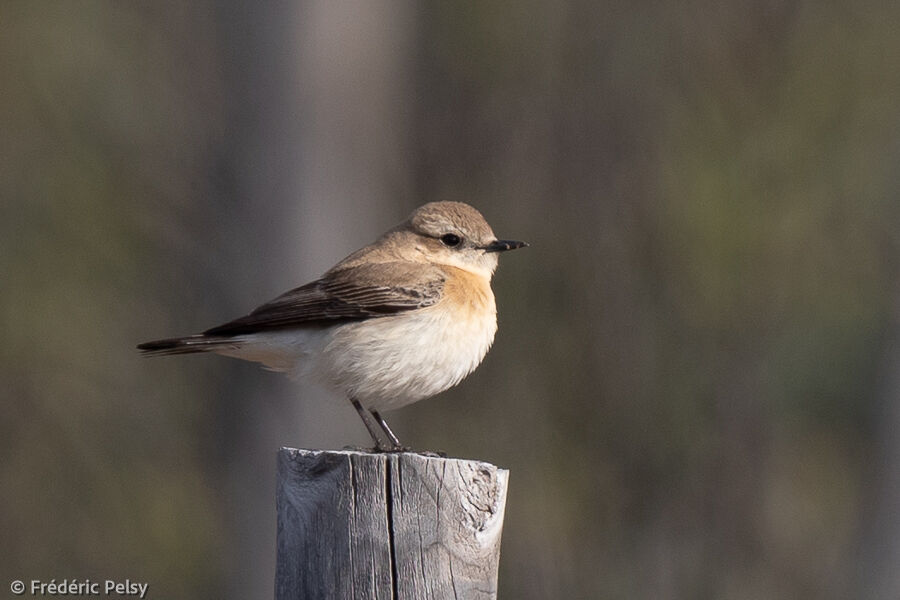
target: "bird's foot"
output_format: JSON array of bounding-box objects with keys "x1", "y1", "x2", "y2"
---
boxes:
[
  {"x1": 372, "y1": 443, "x2": 410, "y2": 453},
  {"x1": 341, "y1": 445, "x2": 374, "y2": 453},
  {"x1": 414, "y1": 449, "x2": 448, "y2": 458}
]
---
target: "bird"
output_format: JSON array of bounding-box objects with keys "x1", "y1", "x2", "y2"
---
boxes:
[{"x1": 138, "y1": 201, "x2": 527, "y2": 451}]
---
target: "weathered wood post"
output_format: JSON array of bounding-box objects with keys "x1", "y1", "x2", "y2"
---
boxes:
[{"x1": 275, "y1": 448, "x2": 509, "y2": 599}]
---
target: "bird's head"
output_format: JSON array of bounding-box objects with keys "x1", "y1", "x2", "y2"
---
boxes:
[{"x1": 394, "y1": 201, "x2": 527, "y2": 277}]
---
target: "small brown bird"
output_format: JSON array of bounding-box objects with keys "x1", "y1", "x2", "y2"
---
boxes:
[{"x1": 138, "y1": 202, "x2": 527, "y2": 450}]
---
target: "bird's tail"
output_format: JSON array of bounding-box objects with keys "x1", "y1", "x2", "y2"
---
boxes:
[{"x1": 137, "y1": 335, "x2": 238, "y2": 357}]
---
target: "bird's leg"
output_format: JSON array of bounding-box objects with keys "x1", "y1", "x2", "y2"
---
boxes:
[
  {"x1": 371, "y1": 410, "x2": 407, "y2": 452},
  {"x1": 350, "y1": 397, "x2": 387, "y2": 452}
]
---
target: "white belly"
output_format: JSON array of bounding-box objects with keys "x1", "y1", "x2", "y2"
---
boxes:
[
  {"x1": 316, "y1": 302, "x2": 497, "y2": 411},
  {"x1": 216, "y1": 301, "x2": 498, "y2": 412}
]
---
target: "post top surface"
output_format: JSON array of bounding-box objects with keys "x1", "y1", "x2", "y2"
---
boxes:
[{"x1": 278, "y1": 446, "x2": 509, "y2": 473}]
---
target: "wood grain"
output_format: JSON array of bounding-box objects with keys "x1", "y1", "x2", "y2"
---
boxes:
[{"x1": 275, "y1": 448, "x2": 509, "y2": 599}]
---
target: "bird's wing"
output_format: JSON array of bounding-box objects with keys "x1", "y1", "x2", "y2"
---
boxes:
[{"x1": 202, "y1": 261, "x2": 445, "y2": 336}]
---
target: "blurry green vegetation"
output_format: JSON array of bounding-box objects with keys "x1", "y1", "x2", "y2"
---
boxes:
[
  {"x1": 2, "y1": 1, "x2": 900, "y2": 599},
  {"x1": 1, "y1": 2, "x2": 227, "y2": 597}
]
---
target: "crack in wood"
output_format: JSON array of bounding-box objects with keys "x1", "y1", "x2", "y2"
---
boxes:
[
  {"x1": 348, "y1": 454, "x2": 357, "y2": 599},
  {"x1": 385, "y1": 457, "x2": 400, "y2": 600}
]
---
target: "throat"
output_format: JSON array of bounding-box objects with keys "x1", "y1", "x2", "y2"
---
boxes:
[{"x1": 441, "y1": 266, "x2": 496, "y2": 317}]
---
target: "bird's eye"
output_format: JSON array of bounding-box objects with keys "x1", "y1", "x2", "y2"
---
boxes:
[{"x1": 440, "y1": 233, "x2": 462, "y2": 247}]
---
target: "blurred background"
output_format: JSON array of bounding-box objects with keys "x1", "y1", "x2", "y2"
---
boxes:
[{"x1": 2, "y1": 1, "x2": 900, "y2": 598}]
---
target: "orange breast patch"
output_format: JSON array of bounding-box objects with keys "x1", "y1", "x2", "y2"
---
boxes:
[{"x1": 439, "y1": 266, "x2": 496, "y2": 318}]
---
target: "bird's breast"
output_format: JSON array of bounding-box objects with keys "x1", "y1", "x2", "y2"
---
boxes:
[{"x1": 318, "y1": 267, "x2": 498, "y2": 411}]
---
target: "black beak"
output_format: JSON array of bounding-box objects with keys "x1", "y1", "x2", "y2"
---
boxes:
[{"x1": 482, "y1": 239, "x2": 529, "y2": 253}]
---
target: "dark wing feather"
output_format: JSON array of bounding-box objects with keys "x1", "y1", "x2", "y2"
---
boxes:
[{"x1": 202, "y1": 262, "x2": 445, "y2": 337}]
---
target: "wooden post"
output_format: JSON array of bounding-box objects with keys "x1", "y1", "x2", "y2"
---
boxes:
[{"x1": 275, "y1": 448, "x2": 509, "y2": 599}]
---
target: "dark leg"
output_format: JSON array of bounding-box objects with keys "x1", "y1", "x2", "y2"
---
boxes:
[
  {"x1": 371, "y1": 410, "x2": 406, "y2": 451},
  {"x1": 350, "y1": 397, "x2": 387, "y2": 451}
]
